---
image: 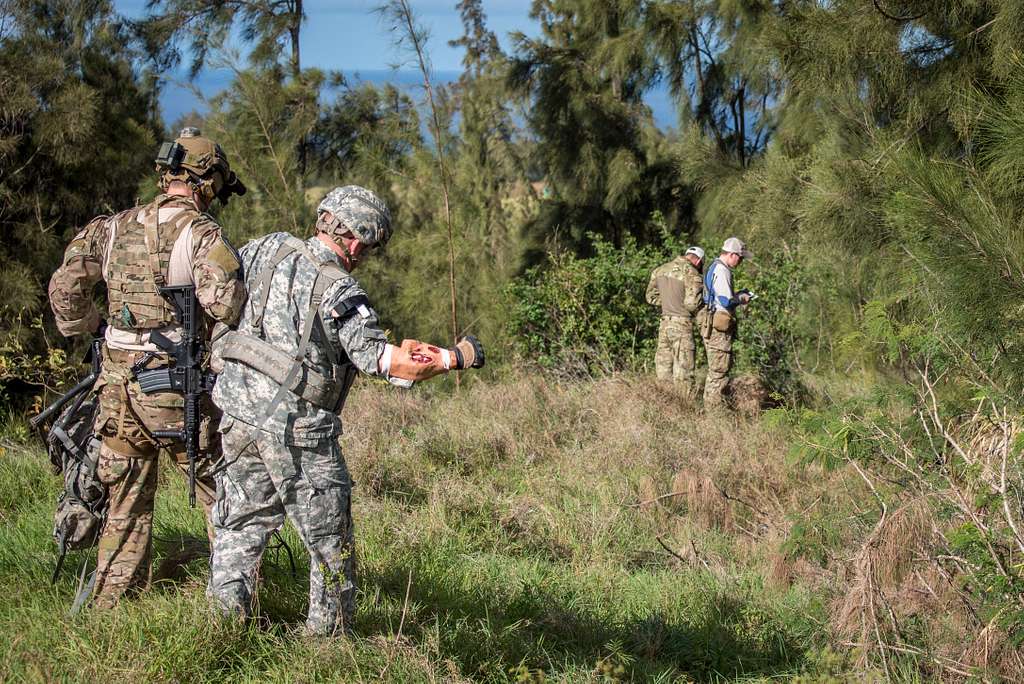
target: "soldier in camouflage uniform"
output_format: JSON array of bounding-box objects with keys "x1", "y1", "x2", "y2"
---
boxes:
[
  {"x1": 47, "y1": 128, "x2": 246, "y2": 608},
  {"x1": 207, "y1": 185, "x2": 485, "y2": 636},
  {"x1": 702, "y1": 237, "x2": 753, "y2": 410},
  {"x1": 646, "y1": 246, "x2": 706, "y2": 399}
]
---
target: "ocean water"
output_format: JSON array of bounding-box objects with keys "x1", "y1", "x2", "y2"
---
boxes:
[{"x1": 159, "y1": 69, "x2": 680, "y2": 133}]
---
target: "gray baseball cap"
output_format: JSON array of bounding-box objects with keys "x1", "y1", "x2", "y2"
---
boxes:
[
  {"x1": 684, "y1": 246, "x2": 705, "y2": 261},
  {"x1": 317, "y1": 185, "x2": 393, "y2": 247},
  {"x1": 722, "y1": 237, "x2": 752, "y2": 258}
]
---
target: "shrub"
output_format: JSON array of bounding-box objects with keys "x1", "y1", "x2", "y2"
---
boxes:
[
  {"x1": 732, "y1": 249, "x2": 808, "y2": 402},
  {"x1": 506, "y1": 232, "x2": 675, "y2": 376},
  {"x1": 507, "y1": 228, "x2": 808, "y2": 401}
]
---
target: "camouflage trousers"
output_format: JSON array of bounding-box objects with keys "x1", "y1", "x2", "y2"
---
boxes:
[
  {"x1": 93, "y1": 348, "x2": 218, "y2": 609},
  {"x1": 654, "y1": 315, "x2": 697, "y2": 397},
  {"x1": 703, "y1": 326, "x2": 735, "y2": 410},
  {"x1": 207, "y1": 419, "x2": 356, "y2": 636}
]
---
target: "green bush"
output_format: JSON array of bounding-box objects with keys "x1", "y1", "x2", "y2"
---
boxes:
[
  {"x1": 506, "y1": 232, "x2": 676, "y2": 376},
  {"x1": 732, "y1": 250, "x2": 808, "y2": 401},
  {"x1": 507, "y1": 229, "x2": 808, "y2": 401}
]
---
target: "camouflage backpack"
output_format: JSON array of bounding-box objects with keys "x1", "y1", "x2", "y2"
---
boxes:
[{"x1": 45, "y1": 393, "x2": 106, "y2": 578}]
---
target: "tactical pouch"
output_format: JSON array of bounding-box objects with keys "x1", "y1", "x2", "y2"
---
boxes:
[
  {"x1": 697, "y1": 308, "x2": 712, "y2": 338},
  {"x1": 712, "y1": 310, "x2": 734, "y2": 334}
]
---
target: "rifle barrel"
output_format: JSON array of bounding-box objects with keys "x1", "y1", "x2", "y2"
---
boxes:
[{"x1": 30, "y1": 372, "x2": 98, "y2": 429}]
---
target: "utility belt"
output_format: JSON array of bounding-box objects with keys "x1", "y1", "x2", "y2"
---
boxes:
[{"x1": 218, "y1": 330, "x2": 351, "y2": 412}]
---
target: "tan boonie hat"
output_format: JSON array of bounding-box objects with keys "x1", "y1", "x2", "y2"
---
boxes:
[
  {"x1": 684, "y1": 246, "x2": 705, "y2": 261},
  {"x1": 722, "y1": 237, "x2": 752, "y2": 258}
]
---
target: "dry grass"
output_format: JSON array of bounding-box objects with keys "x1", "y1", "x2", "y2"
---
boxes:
[
  {"x1": 826, "y1": 403, "x2": 1024, "y2": 681},
  {"x1": 340, "y1": 372, "x2": 1024, "y2": 681},
  {"x1": 9, "y1": 371, "x2": 1018, "y2": 680},
  {"x1": 340, "y1": 372, "x2": 852, "y2": 594}
]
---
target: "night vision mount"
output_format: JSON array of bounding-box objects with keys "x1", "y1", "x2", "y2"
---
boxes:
[{"x1": 155, "y1": 141, "x2": 186, "y2": 171}]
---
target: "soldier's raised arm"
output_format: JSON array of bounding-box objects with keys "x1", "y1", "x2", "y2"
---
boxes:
[{"x1": 314, "y1": 188, "x2": 483, "y2": 385}]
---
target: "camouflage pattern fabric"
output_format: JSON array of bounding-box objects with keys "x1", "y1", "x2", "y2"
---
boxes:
[
  {"x1": 208, "y1": 418, "x2": 356, "y2": 635},
  {"x1": 703, "y1": 326, "x2": 735, "y2": 410},
  {"x1": 646, "y1": 256, "x2": 704, "y2": 397},
  {"x1": 47, "y1": 195, "x2": 243, "y2": 609},
  {"x1": 211, "y1": 233, "x2": 389, "y2": 444},
  {"x1": 654, "y1": 316, "x2": 698, "y2": 397},
  {"x1": 48, "y1": 194, "x2": 245, "y2": 337},
  {"x1": 209, "y1": 231, "x2": 394, "y2": 633},
  {"x1": 317, "y1": 185, "x2": 392, "y2": 247},
  {"x1": 91, "y1": 348, "x2": 220, "y2": 608}
]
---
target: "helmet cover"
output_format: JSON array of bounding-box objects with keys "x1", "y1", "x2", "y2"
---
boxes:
[{"x1": 316, "y1": 186, "x2": 392, "y2": 247}]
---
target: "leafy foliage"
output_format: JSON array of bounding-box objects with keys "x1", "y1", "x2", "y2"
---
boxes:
[
  {"x1": 507, "y1": 0, "x2": 691, "y2": 247},
  {"x1": 507, "y1": 232, "x2": 676, "y2": 376},
  {"x1": 507, "y1": 225, "x2": 806, "y2": 400},
  {"x1": 0, "y1": 0, "x2": 160, "y2": 399},
  {"x1": 732, "y1": 249, "x2": 807, "y2": 401},
  {"x1": 134, "y1": 0, "x2": 306, "y2": 77}
]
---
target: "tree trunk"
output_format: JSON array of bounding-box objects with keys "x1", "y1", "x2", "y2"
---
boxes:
[
  {"x1": 290, "y1": 0, "x2": 302, "y2": 78},
  {"x1": 291, "y1": 0, "x2": 306, "y2": 178}
]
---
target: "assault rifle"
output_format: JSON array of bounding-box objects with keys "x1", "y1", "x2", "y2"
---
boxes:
[
  {"x1": 31, "y1": 336, "x2": 104, "y2": 432},
  {"x1": 132, "y1": 285, "x2": 214, "y2": 508}
]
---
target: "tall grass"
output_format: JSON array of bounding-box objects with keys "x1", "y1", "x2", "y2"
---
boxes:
[{"x1": 2, "y1": 374, "x2": 887, "y2": 682}]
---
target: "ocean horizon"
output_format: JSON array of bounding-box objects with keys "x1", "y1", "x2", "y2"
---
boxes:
[{"x1": 158, "y1": 69, "x2": 680, "y2": 133}]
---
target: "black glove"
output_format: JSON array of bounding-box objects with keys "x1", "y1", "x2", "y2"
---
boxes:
[{"x1": 453, "y1": 335, "x2": 485, "y2": 369}]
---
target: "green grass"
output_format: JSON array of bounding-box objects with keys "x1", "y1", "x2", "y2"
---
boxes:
[{"x1": 0, "y1": 375, "x2": 879, "y2": 682}]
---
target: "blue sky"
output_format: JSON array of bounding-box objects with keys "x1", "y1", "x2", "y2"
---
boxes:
[
  {"x1": 114, "y1": 0, "x2": 536, "y2": 72},
  {"x1": 113, "y1": 1, "x2": 678, "y2": 128}
]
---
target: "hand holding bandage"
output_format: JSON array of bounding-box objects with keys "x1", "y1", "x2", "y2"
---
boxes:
[{"x1": 383, "y1": 336, "x2": 485, "y2": 382}]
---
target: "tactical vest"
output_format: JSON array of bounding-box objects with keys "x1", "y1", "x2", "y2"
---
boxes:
[
  {"x1": 655, "y1": 269, "x2": 688, "y2": 317},
  {"x1": 106, "y1": 196, "x2": 194, "y2": 330},
  {"x1": 217, "y1": 236, "x2": 357, "y2": 424}
]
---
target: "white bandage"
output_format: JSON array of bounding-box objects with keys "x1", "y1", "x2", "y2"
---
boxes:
[{"x1": 379, "y1": 344, "x2": 413, "y2": 388}]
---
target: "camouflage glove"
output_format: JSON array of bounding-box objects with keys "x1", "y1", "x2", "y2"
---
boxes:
[{"x1": 453, "y1": 335, "x2": 485, "y2": 370}]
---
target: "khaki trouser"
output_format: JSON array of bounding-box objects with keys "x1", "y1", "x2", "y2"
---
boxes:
[
  {"x1": 654, "y1": 315, "x2": 698, "y2": 398},
  {"x1": 702, "y1": 322, "x2": 735, "y2": 410},
  {"x1": 92, "y1": 347, "x2": 218, "y2": 609}
]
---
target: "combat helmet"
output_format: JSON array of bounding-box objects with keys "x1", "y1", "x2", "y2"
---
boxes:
[
  {"x1": 155, "y1": 127, "x2": 246, "y2": 205},
  {"x1": 316, "y1": 185, "x2": 392, "y2": 248}
]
